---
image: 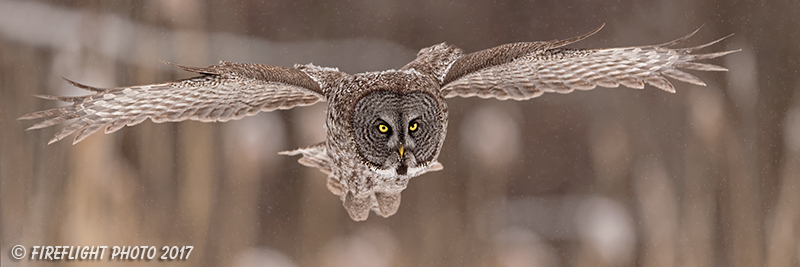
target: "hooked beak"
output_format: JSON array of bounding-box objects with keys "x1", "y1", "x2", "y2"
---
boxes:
[{"x1": 398, "y1": 146, "x2": 404, "y2": 158}]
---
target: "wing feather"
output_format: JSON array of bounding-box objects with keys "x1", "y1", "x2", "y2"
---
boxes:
[
  {"x1": 441, "y1": 27, "x2": 739, "y2": 100},
  {"x1": 20, "y1": 61, "x2": 333, "y2": 144},
  {"x1": 279, "y1": 142, "x2": 332, "y2": 175}
]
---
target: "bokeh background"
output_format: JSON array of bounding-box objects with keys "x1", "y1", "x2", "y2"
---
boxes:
[{"x1": 1, "y1": 0, "x2": 798, "y2": 266}]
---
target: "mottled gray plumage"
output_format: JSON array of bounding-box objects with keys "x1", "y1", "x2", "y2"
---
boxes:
[{"x1": 20, "y1": 25, "x2": 739, "y2": 220}]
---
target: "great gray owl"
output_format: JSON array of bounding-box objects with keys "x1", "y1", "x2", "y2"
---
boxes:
[{"x1": 20, "y1": 25, "x2": 738, "y2": 221}]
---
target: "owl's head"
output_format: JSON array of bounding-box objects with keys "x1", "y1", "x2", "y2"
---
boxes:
[{"x1": 350, "y1": 77, "x2": 446, "y2": 178}]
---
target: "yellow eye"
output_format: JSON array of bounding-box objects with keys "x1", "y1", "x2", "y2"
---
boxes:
[
  {"x1": 409, "y1": 122, "x2": 419, "y2": 132},
  {"x1": 378, "y1": 124, "x2": 389, "y2": 133}
]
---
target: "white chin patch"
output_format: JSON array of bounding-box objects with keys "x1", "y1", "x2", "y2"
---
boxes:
[
  {"x1": 373, "y1": 167, "x2": 396, "y2": 177},
  {"x1": 371, "y1": 164, "x2": 428, "y2": 177}
]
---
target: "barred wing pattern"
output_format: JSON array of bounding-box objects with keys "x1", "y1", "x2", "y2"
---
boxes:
[
  {"x1": 441, "y1": 27, "x2": 739, "y2": 100},
  {"x1": 19, "y1": 61, "x2": 326, "y2": 144}
]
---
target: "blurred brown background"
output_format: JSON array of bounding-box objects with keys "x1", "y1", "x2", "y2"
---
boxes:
[{"x1": 1, "y1": 0, "x2": 798, "y2": 266}]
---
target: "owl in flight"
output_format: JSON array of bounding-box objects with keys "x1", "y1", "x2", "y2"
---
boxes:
[{"x1": 20, "y1": 25, "x2": 738, "y2": 221}]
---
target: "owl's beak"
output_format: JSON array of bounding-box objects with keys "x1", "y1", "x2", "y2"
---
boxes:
[{"x1": 398, "y1": 146, "x2": 404, "y2": 158}]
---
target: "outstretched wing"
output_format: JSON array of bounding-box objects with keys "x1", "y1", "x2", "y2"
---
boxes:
[
  {"x1": 19, "y1": 61, "x2": 331, "y2": 145},
  {"x1": 440, "y1": 25, "x2": 740, "y2": 100}
]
